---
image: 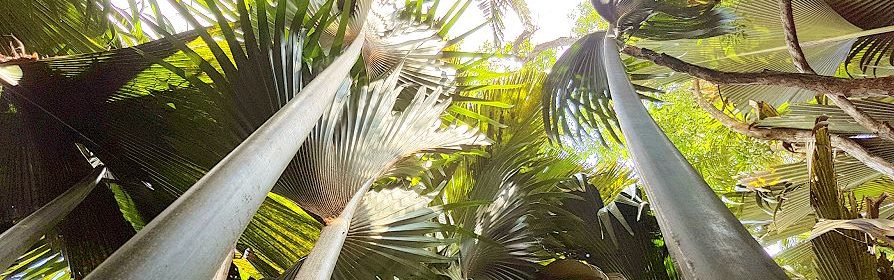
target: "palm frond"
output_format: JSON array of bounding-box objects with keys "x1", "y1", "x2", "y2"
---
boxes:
[
  {"x1": 332, "y1": 187, "x2": 450, "y2": 280},
  {"x1": 439, "y1": 114, "x2": 580, "y2": 280},
  {"x1": 0, "y1": 0, "x2": 117, "y2": 54},
  {"x1": 629, "y1": 6, "x2": 736, "y2": 41},
  {"x1": 590, "y1": 0, "x2": 735, "y2": 41},
  {"x1": 276, "y1": 68, "x2": 489, "y2": 219},
  {"x1": 1, "y1": 238, "x2": 70, "y2": 280},
  {"x1": 361, "y1": 0, "x2": 484, "y2": 89},
  {"x1": 543, "y1": 32, "x2": 658, "y2": 145},
  {"x1": 57, "y1": 179, "x2": 138, "y2": 278},
  {"x1": 757, "y1": 99, "x2": 894, "y2": 134},
  {"x1": 807, "y1": 121, "x2": 878, "y2": 279},
  {"x1": 546, "y1": 174, "x2": 671, "y2": 280},
  {"x1": 473, "y1": 0, "x2": 533, "y2": 45},
  {"x1": 628, "y1": 0, "x2": 894, "y2": 112},
  {"x1": 825, "y1": 0, "x2": 894, "y2": 76}
]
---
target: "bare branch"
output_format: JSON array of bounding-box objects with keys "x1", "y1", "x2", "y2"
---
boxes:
[
  {"x1": 829, "y1": 135, "x2": 894, "y2": 179},
  {"x1": 779, "y1": 0, "x2": 816, "y2": 74},
  {"x1": 691, "y1": 80, "x2": 894, "y2": 180},
  {"x1": 691, "y1": 80, "x2": 812, "y2": 142},
  {"x1": 622, "y1": 45, "x2": 894, "y2": 98},
  {"x1": 777, "y1": 1, "x2": 894, "y2": 142}
]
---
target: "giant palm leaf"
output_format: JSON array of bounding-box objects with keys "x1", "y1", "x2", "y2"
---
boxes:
[
  {"x1": 277, "y1": 67, "x2": 488, "y2": 220},
  {"x1": 274, "y1": 67, "x2": 486, "y2": 278},
  {"x1": 360, "y1": 0, "x2": 487, "y2": 89},
  {"x1": 632, "y1": 0, "x2": 894, "y2": 112},
  {"x1": 333, "y1": 187, "x2": 451, "y2": 280},
  {"x1": 0, "y1": 0, "x2": 116, "y2": 54},
  {"x1": 544, "y1": 172, "x2": 671, "y2": 280},
  {"x1": 0, "y1": 36, "x2": 194, "y2": 276}
]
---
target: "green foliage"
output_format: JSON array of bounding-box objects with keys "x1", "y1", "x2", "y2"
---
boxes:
[
  {"x1": 584, "y1": 84, "x2": 783, "y2": 193},
  {"x1": 647, "y1": 86, "x2": 783, "y2": 192}
]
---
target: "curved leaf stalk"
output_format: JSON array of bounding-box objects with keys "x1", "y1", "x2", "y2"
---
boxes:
[
  {"x1": 294, "y1": 179, "x2": 373, "y2": 280},
  {"x1": 83, "y1": 35, "x2": 365, "y2": 280},
  {"x1": 602, "y1": 33, "x2": 788, "y2": 279},
  {"x1": 0, "y1": 166, "x2": 106, "y2": 271}
]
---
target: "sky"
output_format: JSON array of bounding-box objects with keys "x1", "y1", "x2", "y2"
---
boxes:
[
  {"x1": 109, "y1": 0, "x2": 588, "y2": 50},
  {"x1": 453, "y1": 0, "x2": 588, "y2": 47}
]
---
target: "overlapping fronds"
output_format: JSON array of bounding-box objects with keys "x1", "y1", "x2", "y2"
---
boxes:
[
  {"x1": 732, "y1": 123, "x2": 894, "y2": 278},
  {"x1": 278, "y1": 68, "x2": 489, "y2": 219},
  {"x1": 431, "y1": 113, "x2": 580, "y2": 280},
  {"x1": 590, "y1": 0, "x2": 735, "y2": 41},
  {"x1": 542, "y1": 0, "x2": 734, "y2": 144},
  {"x1": 0, "y1": 0, "x2": 117, "y2": 54},
  {"x1": 541, "y1": 32, "x2": 619, "y2": 145},
  {"x1": 544, "y1": 173, "x2": 670, "y2": 280},
  {"x1": 630, "y1": 0, "x2": 894, "y2": 112},
  {"x1": 826, "y1": 0, "x2": 894, "y2": 76},
  {"x1": 757, "y1": 99, "x2": 894, "y2": 134},
  {"x1": 807, "y1": 121, "x2": 878, "y2": 279}
]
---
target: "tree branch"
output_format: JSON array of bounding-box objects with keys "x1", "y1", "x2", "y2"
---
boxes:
[
  {"x1": 777, "y1": 0, "x2": 894, "y2": 142},
  {"x1": 523, "y1": 36, "x2": 579, "y2": 62},
  {"x1": 691, "y1": 80, "x2": 812, "y2": 142},
  {"x1": 622, "y1": 45, "x2": 894, "y2": 98},
  {"x1": 779, "y1": 0, "x2": 816, "y2": 74},
  {"x1": 691, "y1": 80, "x2": 894, "y2": 180}
]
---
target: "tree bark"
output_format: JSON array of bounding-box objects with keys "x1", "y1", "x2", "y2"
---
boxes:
[
  {"x1": 604, "y1": 34, "x2": 788, "y2": 279},
  {"x1": 293, "y1": 179, "x2": 372, "y2": 280},
  {"x1": 621, "y1": 45, "x2": 894, "y2": 98},
  {"x1": 779, "y1": 0, "x2": 816, "y2": 75}
]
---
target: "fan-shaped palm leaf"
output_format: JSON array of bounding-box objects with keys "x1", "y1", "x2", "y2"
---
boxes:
[
  {"x1": 433, "y1": 113, "x2": 580, "y2": 280},
  {"x1": 543, "y1": 0, "x2": 735, "y2": 144},
  {"x1": 359, "y1": 0, "x2": 487, "y2": 89},
  {"x1": 542, "y1": 32, "x2": 620, "y2": 145},
  {"x1": 332, "y1": 187, "x2": 451, "y2": 280},
  {"x1": 278, "y1": 67, "x2": 486, "y2": 278},
  {"x1": 631, "y1": 0, "x2": 894, "y2": 112},
  {"x1": 279, "y1": 67, "x2": 488, "y2": 219},
  {"x1": 0, "y1": 0, "x2": 117, "y2": 54},
  {"x1": 826, "y1": 0, "x2": 894, "y2": 76}
]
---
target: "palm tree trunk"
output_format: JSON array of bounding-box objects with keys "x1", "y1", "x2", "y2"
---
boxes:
[
  {"x1": 601, "y1": 34, "x2": 788, "y2": 279},
  {"x1": 293, "y1": 179, "x2": 373, "y2": 280},
  {"x1": 83, "y1": 36, "x2": 366, "y2": 280},
  {"x1": 0, "y1": 166, "x2": 106, "y2": 271}
]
